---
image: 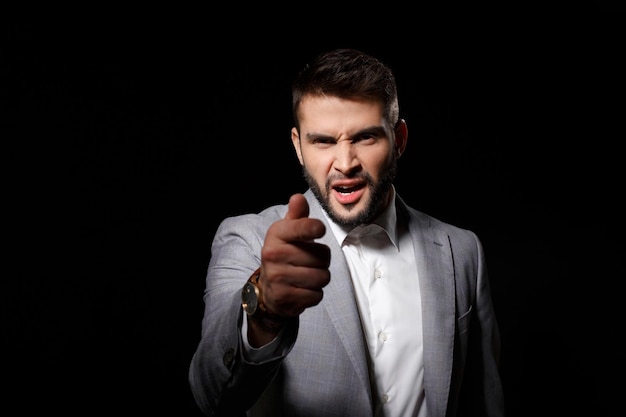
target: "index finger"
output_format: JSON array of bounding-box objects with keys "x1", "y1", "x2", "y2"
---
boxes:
[{"x1": 284, "y1": 193, "x2": 309, "y2": 220}]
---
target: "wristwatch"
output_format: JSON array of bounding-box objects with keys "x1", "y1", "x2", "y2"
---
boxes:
[
  {"x1": 241, "y1": 267, "x2": 285, "y2": 332},
  {"x1": 241, "y1": 267, "x2": 265, "y2": 316}
]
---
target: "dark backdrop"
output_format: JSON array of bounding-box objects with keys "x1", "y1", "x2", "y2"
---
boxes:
[{"x1": 6, "y1": 10, "x2": 624, "y2": 416}]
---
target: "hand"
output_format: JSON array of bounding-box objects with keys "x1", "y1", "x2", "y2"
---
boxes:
[{"x1": 259, "y1": 193, "x2": 331, "y2": 318}]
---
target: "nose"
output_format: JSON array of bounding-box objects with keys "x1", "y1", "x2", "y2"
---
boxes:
[{"x1": 333, "y1": 142, "x2": 359, "y2": 174}]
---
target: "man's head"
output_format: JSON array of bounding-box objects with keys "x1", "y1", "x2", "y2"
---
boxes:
[
  {"x1": 290, "y1": 49, "x2": 408, "y2": 228},
  {"x1": 291, "y1": 48, "x2": 400, "y2": 133}
]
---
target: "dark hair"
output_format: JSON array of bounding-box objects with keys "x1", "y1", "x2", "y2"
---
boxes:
[{"x1": 292, "y1": 48, "x2": 400, "y2": 131}]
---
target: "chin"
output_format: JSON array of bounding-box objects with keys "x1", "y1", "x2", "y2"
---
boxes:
[{"x1": 327, "y1": 199, "x2": 371, "y2": 228}]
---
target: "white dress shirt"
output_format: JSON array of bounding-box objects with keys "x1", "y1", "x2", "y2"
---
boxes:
[{"x1": 326, "y1": 190, "x2": 427, "y2": 417}]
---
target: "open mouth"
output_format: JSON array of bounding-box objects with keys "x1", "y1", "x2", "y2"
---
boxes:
[
  {"x1": 334, "y1": 183, "x2": 365, "y2": 194},
  {"x1": 331, "y1": 182, "x2": 366, "y2": 205}
]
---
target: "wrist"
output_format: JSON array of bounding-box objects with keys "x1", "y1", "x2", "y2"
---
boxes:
[
  {"x1": 248, "y1": 309, "x2": 286, "y2": 333},
  {"x1": 242, "y1": 267, "x2": 286, "y2": 332}
]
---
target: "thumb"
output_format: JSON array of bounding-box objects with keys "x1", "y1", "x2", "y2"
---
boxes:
[{"x1": 284, "y1": 193, "x2": 310, "y2": 220}]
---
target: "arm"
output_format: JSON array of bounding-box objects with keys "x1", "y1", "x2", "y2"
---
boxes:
[
  {"x1": 188, "y1": 194, "x2": 330, "y2": 416},
  {"x1": 473, "y1": 233, "x2": 505, "y2": 416},
  {"x1": 457, "y1": 231, "x2": 505, "y2": 417},
  {"x1": 188, "y1": 214, "x2": 294, "y2": 416}
]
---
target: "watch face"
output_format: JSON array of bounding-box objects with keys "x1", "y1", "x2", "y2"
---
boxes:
[{"x1": 242, "y1": 282, "x2": 259, "y2": 315}]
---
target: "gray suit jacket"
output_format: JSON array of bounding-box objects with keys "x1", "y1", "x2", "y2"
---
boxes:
[{"x1": 189, "y1": 190, "x2": 504, "y2": 417}]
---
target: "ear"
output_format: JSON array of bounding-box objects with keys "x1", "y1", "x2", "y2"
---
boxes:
[
  {"x1": 394, "y1": 119, "x2": 408, "y2": 158},
  {"x1": 291, "y1": 127, "x2": 304, "y2": 165}
]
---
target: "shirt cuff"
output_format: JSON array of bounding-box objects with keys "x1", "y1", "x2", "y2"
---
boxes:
[{"x1": 241, "y1": 313, "x2": 295, "y2": 362}]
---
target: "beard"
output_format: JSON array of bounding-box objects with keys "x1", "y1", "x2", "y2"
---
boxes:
[{"x1": 302, "y1": 157, "x2": 398, "y2": 229}]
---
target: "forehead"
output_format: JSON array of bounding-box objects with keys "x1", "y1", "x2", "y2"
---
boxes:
[{"x1": 298, "y1": 96, "x2": 384, "y2": 130}]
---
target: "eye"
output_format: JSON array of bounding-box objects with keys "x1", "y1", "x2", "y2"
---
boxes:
[
  {"x1": 316, "y1": 138, "x2": 335, "y2": 144},
  {"x1": 310, "y1": 136, "x2": 336, "y2": 147},
  {"x1": 353, "y1": 133, "x2": 378, "y2": 144}
]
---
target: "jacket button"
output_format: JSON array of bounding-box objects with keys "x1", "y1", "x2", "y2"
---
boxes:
[{"x1": 223, "y1": 348, "x2": 235, "y2": 368}]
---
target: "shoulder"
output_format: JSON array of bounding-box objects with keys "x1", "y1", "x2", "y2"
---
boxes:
[
  {"x1": 209, "y1": 201, "x2": 290, "y2": 266},
  {"x1": 397, "y1": 195, "x2": 481, "y2": 246},
  {"x1": 215, "y1": 190, "x2": 321, "y2": 239},
  {"x1": 216, "y1": 201, "x2": 289, "y2": 237}
]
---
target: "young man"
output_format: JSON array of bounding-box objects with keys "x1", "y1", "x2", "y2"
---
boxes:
[{"x1": 189, "y1": 48, "x2": 504, "y2": 417}]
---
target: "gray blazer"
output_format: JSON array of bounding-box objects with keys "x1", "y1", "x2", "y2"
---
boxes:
[{"x1": 189, "y1": 189, "x2": 504, "y2": 417}]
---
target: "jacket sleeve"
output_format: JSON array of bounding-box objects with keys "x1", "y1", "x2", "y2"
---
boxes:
[
  {"x1": 455, "y1": 230, "x2": 505, "y2": 417},
  {"x1": 473, "y1": 231, "x2": 504, "y2": 416},
  {"x1": 188, "y1": 212, "x2": 298, "y2": 416}
]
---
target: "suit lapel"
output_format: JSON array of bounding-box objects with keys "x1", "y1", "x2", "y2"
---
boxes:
[
  {"x1": 305, "y1": 191, "x2": 373, "y2": 403},
  {"x1": 402, "y1": 200, "x2": 455, "y2": 417}
]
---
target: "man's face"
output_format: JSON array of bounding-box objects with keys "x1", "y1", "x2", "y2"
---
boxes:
[{"x1": 291, "y1": 96, "x2": 404, "y2": 228}]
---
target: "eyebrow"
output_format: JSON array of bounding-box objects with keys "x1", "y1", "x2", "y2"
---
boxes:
[{"x1": 305, "y1": 125, "x2": 388, "y2": 142}]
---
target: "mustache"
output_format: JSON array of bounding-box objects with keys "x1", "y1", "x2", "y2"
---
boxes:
[{"x1": 325, "y1": 172, "x2": 374, "y2": 189}]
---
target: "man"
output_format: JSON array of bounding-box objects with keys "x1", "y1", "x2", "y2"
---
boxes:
[{"x1": 189, "y1": 48, "x2": 504, "y2": 417}]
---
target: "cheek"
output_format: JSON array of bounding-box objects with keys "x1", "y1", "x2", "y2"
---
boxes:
[
  {"x1": 363, "y1": 151, "x2": 394, "y2": 177},
  {"x1": 302, "y1": 154, "x2": 331, "y2": 177}
]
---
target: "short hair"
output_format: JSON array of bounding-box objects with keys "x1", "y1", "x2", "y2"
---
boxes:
[{"x1": 292, "y1": 48, "x2": 400, "y2": 131}]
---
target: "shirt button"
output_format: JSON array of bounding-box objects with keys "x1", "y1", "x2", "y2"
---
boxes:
[
  {"x1": 382, "y1": 394, "x2": 389, "y2": 403},
  {"x1": 374, "y1": 269, "x2": 382, "y2": 279},
  {"x1": 378, "y1": 331, "x2": 388, "y2": 342}
]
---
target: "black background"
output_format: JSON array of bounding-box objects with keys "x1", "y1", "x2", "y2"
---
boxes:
[{"x1": 6, "y1": 8, "x2": 624, "y2": 416}]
